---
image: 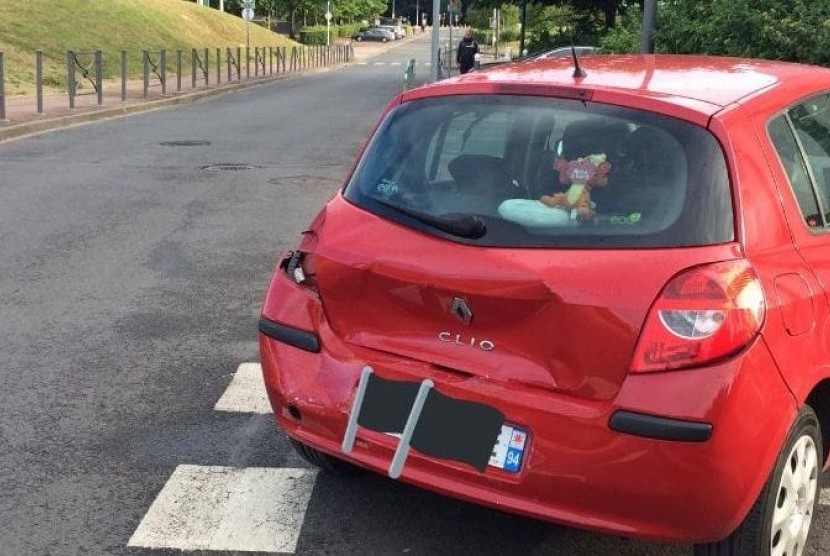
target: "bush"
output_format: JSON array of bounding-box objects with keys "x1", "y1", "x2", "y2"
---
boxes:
[
  {"x1": 499, "y1": 28, "x2": 519, "y2": 43},
  {"x1": 598, "y1": 6, "x2": 641, "y2": 53},
  {"x1": 599, "y1": 0, "x2": 830, "y2": 64},
  {"x1": 299, "y1": 26, "x2": 329, "y2": 45},
  {"x1": 337, "y1": 23, "x2": 363, "y2": 38}
]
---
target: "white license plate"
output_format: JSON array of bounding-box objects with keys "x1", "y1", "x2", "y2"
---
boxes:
[{"x1": 488, "y1": 424, "x2": 528, "y2": 473}]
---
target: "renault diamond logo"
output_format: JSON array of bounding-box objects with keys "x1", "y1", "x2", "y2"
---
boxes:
[{"x1": 450, "y1": 297, "x2": 473, "y2": 325}]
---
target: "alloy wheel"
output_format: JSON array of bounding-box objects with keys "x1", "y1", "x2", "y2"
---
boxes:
[{"x1": 770, "y1": 435, "x2": 819, "y2": 556}]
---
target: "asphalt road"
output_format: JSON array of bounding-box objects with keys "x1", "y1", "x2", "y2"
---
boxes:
[{"x1": 1, "y1": 30, "x2": 829, "y2": 556}]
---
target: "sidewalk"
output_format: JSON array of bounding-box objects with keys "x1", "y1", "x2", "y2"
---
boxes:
[{"x1": 0, "y1": 37, "x2": 407, "y2": 144}]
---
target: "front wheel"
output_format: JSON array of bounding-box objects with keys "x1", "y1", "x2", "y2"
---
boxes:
[
  {"x1": 695, "y1": 406, "x2": 822, "y2": 556},
  {"x1": 381, "y1": 37, "x2": 388, "y2": 43},
  {"x1": 355, "y1": 36, "x2": 363, "y2": 42}
]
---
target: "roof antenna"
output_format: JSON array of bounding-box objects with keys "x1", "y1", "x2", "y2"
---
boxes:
[{"x1": 571, "y1": 44, "x2": 587, "y2": 79}]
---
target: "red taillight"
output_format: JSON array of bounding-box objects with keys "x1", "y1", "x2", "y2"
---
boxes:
[{"x1": 630, "y1": 260, "x2": 765, "y2": 373}]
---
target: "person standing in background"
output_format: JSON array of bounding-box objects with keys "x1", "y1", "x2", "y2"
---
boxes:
[{"x1": 457, "y1": 29, "x2": 479, "y2": 74}]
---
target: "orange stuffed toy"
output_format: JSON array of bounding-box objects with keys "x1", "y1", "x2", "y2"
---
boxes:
[{"x1": 540, "y1": 153, "x2": 611, "y2": 221}]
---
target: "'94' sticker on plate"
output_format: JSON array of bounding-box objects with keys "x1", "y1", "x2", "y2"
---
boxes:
[{"x1": 489, "y1": 425, "x2": 528, "y2": 473}]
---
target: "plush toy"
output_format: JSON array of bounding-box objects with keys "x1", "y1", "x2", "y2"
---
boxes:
[{"x1": 540, "y1": 153, "x2": 611, "y2": 221}]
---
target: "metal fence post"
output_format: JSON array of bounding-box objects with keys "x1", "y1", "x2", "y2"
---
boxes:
[
  {"x1": 121, "y1": 50, "x2": 127, "y2": 102},
  {"x1": 68, "y1": 51, "x2": 76, "y2": 109},
  {"x1": 177, "y1": 50, "x2": 182, "y2": 92},
  {"x1": 204, "y1": 48, "x2": 209, "y2": 86},
  {"x1": 246, "y1": 47, "x2": 250, "y2": 79},
  {"x1": 216, "y1": 47, "x2": 221, "y2": 84},
  {"x1": 143, "y1": 50, "x2": 149, "y2": 98},
  {"x1": 159, "y1": 50, "x2": 166, "y2": 95},
  {"x1": 0, "y1": 51, "x2": 6, "y2": 122},
  {"x1": 95, "y1": 50, "x2": 103, "y2": 105},
  {"x1": 237, "y1": 47, "x2": 242, "y2": 81},
  {"x1": 36, "y1": 50, "x2": 44, "y2": 115},
  {"x1": 191, "y1": 49, "x2": 197, "y2": 89}
]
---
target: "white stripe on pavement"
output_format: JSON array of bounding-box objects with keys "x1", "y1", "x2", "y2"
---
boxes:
[
  {"x1": 214, "y1": 362, "x2": 272, "y2": 414},
  {"x1": 821, "y1": 487, "x2": 830, "y2": 505},
  {"x1": 128, "y1": 465, "x2": 318, "y2": 553}
]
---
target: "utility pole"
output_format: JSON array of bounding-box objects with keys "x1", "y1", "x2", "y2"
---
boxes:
[
  {"x1": 326, "y1": 0, "x2": 332, "y2": 46},
  {"x1": 641, "y1": 0, "x2": 657, "y2": 53},
  {"x1": 430, "y1": 0, "x2": 440, "y2": 80},
  {"x1": 518, "y1": 0, "x2": 527, "y2": 57}
]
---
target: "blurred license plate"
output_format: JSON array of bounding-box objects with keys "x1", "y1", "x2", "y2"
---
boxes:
[{"x1": 488, "y1": 424, "x2": 528, "y2": 473}]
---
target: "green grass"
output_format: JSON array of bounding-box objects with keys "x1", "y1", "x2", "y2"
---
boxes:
[{"x1": 0, "y1": 0, "x2": 298, "y2": 94}]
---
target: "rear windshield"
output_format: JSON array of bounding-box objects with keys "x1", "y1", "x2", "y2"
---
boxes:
[{"x1": 343, "y1": 95, "x2": 733, "y2": 248}]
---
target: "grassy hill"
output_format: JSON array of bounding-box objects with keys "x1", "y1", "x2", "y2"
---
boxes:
[{"x1": 0, "y1": 0, "x2": 297, "y2": 94}]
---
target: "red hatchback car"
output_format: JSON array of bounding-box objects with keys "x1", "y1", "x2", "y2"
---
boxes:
[{"x1": 259, "y1": 55, "x2": 830, "y2": 555}]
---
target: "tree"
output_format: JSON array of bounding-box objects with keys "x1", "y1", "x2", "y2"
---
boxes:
[
  {"x1": 600, "y1": 0, "x2": 830, "y2": 64},
  {"x1": 566, "y1": 0, "x2": 621, "y2": 29}
]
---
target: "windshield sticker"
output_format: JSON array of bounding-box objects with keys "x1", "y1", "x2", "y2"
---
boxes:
[{"x1": 375, "y1": 179, "x2": 399, "y2": 200}]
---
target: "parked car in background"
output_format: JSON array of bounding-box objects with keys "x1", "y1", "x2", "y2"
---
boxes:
[
  {"x1": 352, "y1": 27, "x2": 395, "y2": 42},
  {"x1": 534, "y1": 45, "x2": 598, "y2": 59},
  {"x1": 260, "y1": 54, "x2": 830, "y2": 555},
  {"x1": 375, "y1": 24, "x2": 404, "y2": 39}
]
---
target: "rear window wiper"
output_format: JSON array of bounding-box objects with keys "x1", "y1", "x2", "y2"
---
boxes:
[{"x1": 371, "y1": 196, "x2": 487, "y2": 239}]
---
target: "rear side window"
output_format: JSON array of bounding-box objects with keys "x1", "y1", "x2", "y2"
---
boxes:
[
  {"x1": 770, "y1": 93, "x2": 830, "y2": 229},
  {"x1": 344, "y1": 95, "x2": 733, "y2": 248}
]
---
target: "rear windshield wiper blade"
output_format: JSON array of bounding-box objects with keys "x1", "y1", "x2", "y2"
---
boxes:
[{"x1": 372, "y1": 197, "x2": 487, "y2": 239}]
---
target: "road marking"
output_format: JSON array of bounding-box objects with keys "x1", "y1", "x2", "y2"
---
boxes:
[
  {"x1": 374, "y1": 62, "x2": 385, "y2": 66},
  {"x1": 821, "y1": 487, "x2": 830, "y2": 505},
  {"x1": 214, "y1": 362, "x2": 271, "y2": 414},
  {"x1": 391, "y1": 62, "x2": 402, "y2": 66},
  {"x1": 357, "y1": 62, "x2": 368, "y2": 65},
  {"x1": 128, "y1": 465, "x2": 317, "y2": 553}
]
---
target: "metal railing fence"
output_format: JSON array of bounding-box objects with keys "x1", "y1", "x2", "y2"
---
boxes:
[{"x1": 0, "y1": 43, "x2": 354, "y2": 120}]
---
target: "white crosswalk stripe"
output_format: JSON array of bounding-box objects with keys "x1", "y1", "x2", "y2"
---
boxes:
[
  {"x1": 128, "y1": 465, "x2": 317, "y2": 553},
  {"x1": 214, "y1": 362, "x2": 271, "y2": 414},
  {"x1": 129, "y1": 362, "x2": 318, "y2": 553}
]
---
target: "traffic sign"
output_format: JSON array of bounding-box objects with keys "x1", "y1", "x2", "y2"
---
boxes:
[
  {"x1": 243, "y1": 0, "x2": 255, "y2": 8},
  {"x1": 242, "y1": 8, "x2": 254, "y2": 21}
]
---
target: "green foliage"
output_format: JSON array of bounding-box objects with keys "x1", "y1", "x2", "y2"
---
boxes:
[
  {"x1": 334, "y1": 0, "x2": 387, "y2": 22},
  {"x1": 598, "y1": 4, "x2": 640, "y2": 53},
  {"x1": 500, "y1": 4, "x2": 521, "y2": 31},
  {"x1": 654, "y1": 0, "x2": 830, "y2": 63},
  {"x1": 466, "y1": 6, "x2": 492, "y2": 30},
  {"x1": 299, "y1": 25, "x2": 332, "y2": 44},
  {"x1": 337, "y1": 23, "x2": 364, "y2": 37},
  {"x1": 524, "y1": 3, "x2": 604, "y2": 53},
  {"x1": 594, "y1": 0, "x2": 830, "y2": 64}
]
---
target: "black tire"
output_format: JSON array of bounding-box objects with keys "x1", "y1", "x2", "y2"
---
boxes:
[
  {"x1": 381, "y1": 37, "x2": 388, "y2": 42},
  {"x1": 290, "y1": 437, "x2": 363, "y2": 476},
  {"x1": 355, "y1": 36, "x2": 363, "y2": 42},
  {"x1": 694, "y1": 406, "x2": 822, "y2": 556}
]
